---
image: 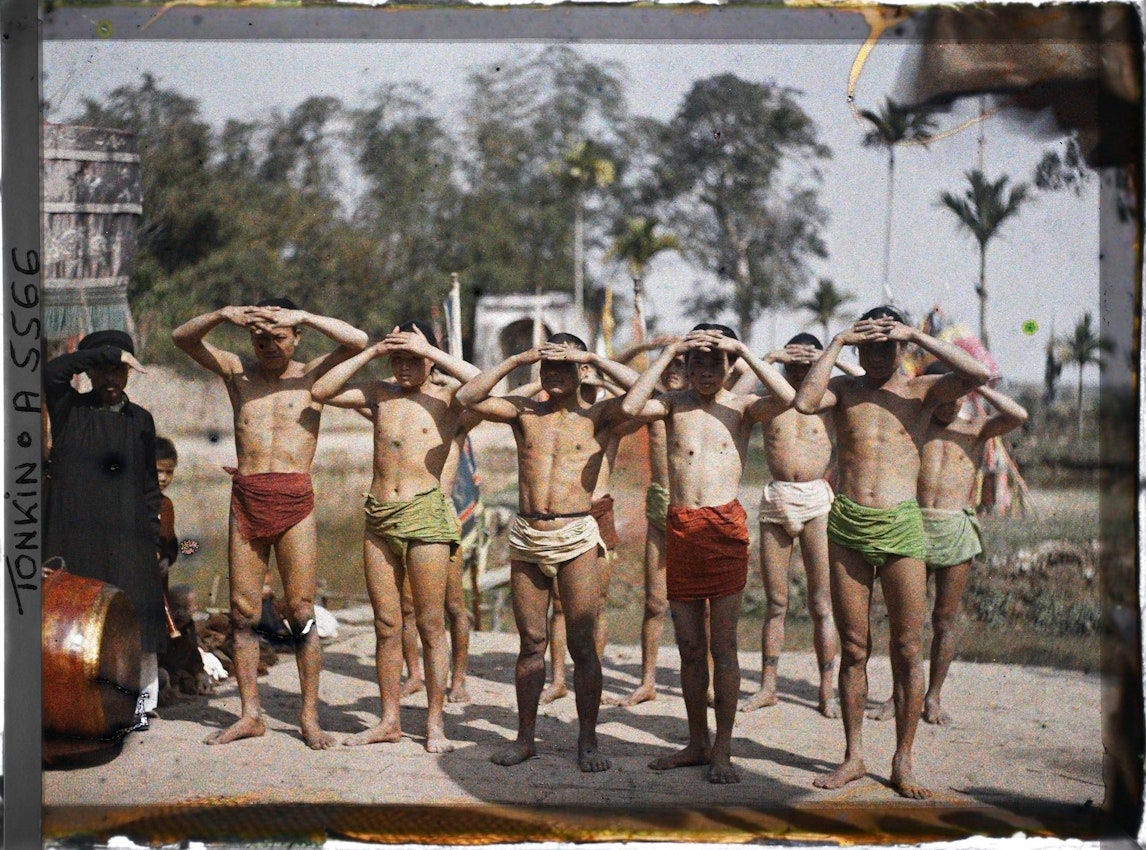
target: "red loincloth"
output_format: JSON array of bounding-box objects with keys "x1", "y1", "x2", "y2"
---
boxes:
[
  {"x1": 590, "y1": 494, "x2": 619, "y2": 551},
  {"x1": 665, "y1": 499, "x2": 749, "y2": 602},
  {"x1": 227, "y1": 470, "x2": 315, "y2": 542}
]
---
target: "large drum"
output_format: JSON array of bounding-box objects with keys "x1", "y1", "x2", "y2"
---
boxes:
[{"x1": 42, "y1": 570, "x2": 141, "y2": 763}]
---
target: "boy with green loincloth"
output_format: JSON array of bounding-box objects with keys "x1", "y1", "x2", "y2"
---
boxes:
[
  {"x1": 868, "y1": 362, "x2": 1028, "y2": 726},
  {"x1": 312, "y1": 321, "x2": 480, "y2": 753},
  {"x1": 793, "y1": 306, "x2": 990, "y2": 799}
]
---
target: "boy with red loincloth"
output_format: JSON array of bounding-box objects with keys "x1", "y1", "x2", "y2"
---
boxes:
[
  {"x1": 622, "y1": 324, "x2": 795, "y2": 783},
  {"x1": 173, "y1": 299, "x2": 367, "y2": 748}
]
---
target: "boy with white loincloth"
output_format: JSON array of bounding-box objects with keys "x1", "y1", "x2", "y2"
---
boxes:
[
  {"x1": 622, "y1": 325, "x2": 795, "y2": 783},
  {"x1": 457, "y1": 335, "x2": 640, "y2": 771},
  {"x1": 868, "y1": 362, "x2": 1028, "y2": 726},
  {"x1": 311, "y1": 321, "x2": 480, "y2": 753}
]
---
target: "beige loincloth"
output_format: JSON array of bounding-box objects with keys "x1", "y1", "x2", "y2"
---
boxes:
[
  {"x1": 759, "y1": 478, "x2": 834, "y2": 537},
  {"x1": 507, "y1": 514, "x2": 605, "y2": 578}
]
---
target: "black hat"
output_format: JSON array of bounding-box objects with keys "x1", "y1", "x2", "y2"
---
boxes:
[{"x1": 78, "y1": 329, "x2": 134, "y2": 355}]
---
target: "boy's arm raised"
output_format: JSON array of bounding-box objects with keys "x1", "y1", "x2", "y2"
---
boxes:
[
  {"x1": 621, "y1": 340, "x2": 681, "y2": 422},
  {"x1": 880, "y1": 321, "x2": 990, "y2": 406},
  {"x1": 252, "y1": 308, "x2": 368, "y2": 376},
  {"x1": 172, "y1": 307, "x2": 249, "y2": 377},
  {"x1": 792, "y1": 324, "x2": 876, "y2": 414},
  {"x1": 311, "y1": 342, "x2": 381, "y2": 408},
  {"x1": 456, "y1": 349, "x2": 541, "y2": 423},
  {"x1": 977, "y1": 384, "x2": 1029, "y2": 441},
  {"x1": 382, "y1": 327, "x2": 482, "y2": 385}
]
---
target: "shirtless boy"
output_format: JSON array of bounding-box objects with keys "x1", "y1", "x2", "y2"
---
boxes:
[
  {"x1": 172, "y1": 299, "x2": 368, "y2": 748},
  {"x1": 623, "y1": 325, "x2": 795, "y2": 783},
  {"x1": 731, "y1": 334, "x2": 854, "y2": 718},
  {"x1": 793, "y1": 306, "x2": 989, "y2": 798},
  {"x1": 869, "y1": 364, "x2": 1027, "y2": 725},
  {"x1": 457, "y1": 335, "x2": 640, "y2": 771},
  {"x1": 312, "y1": 322, "x2": 480, "y2": 753},
  {"x1": 607, "y1": 337, "x2": 688, "y2": 706}
]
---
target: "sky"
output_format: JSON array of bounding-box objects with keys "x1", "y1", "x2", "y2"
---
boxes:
[{"x1": 42, "y1": 38, "x2": 1102, "y2": 385}]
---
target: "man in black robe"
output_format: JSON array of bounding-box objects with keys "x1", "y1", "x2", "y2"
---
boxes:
[{"x1": 44, "y1": 329, "x2": 163, "y2": 722}]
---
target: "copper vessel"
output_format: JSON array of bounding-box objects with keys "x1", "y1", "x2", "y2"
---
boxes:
[{"x1": 42, "y1": 570, "x2": 141, "y2": 762}]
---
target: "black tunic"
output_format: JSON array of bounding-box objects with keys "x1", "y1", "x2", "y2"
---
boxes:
[{"x1": 44, "y1": 346, "x2": 164, "y2": 653}]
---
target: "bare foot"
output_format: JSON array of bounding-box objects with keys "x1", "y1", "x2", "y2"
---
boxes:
[
  {"x1": 578, "y1": 738, "x2": 611, "y2": 772},
  {"x1": 813, "y1": 757, "x2": 866, "y2": 790},
  {"x1": 707, "y1": 755, "x2": 741, "y2": 784},
  {"x1": 539, "y1": 682, "x2": 568, "y2": 705},
  {"x1": 342, "y1": 720, "x2": 402, "y2": 747},
  {"x1": 400, "y1": 678, "x2": 425, "y2": 699},
  {"x1": 649, "y1": 741, "x2": 711, "y2": 771},
  {"x1": 425, "y1": 732, "x2": 456, "y2": 753},
  {"x1": 738, "y1": 687, "x2": 778, "y2": 712},
  {"x1": 922, "y1": 696, "x2": 952, "y2": 726},
  {"x1": 203, "y1": 715, "x2": 265, "y2": 745},
  {"x1": 890, "y1": 753, "x2": 933, "y2": 799},
  {"x1": 820, "y1": 696, "x2": 841, "y2": 719},
  {"x1": 447, "y1": 683, "x2": 470, "y2": 704},
  {"x1": 302, "y1": 722, "x2": 338, "y2": 750},
  {"x1": 491, "y1": 739, "x2": 536, "y2": 766},
  {"x1": 867, "y1": 697, "x2": 895, "y2": 721},
  {"x1": 605, "y1": 683, "x2": 656, "y2": 707}
]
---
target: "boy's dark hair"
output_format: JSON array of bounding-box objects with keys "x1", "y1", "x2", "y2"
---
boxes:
[
  {"x1": 859, "y1": 305, "x2": 907, "y2": 324},
  {"x1": 689, "y1": 323, "x2": 740, "y2": 365},
  {"x1": 256, "y1": 297, "x2": 299, "y2": 311},
  {"x1": 155, "y1": 436, "x2": 178, "y2": 464},
  {"x1": 547, "y1": 332, "x2": 588, "y2": 352},
  {"x1": 924, "y1": 361, "x2": 953, "y2": 377},
  {"x1": 398, "y1": 320, "x2": 440, "y2": 350},
  {"x1": 787, "y1": 332, "x2": 823, "y2": 350}
]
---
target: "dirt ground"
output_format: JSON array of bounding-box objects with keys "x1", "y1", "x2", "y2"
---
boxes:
[{"x1": 43, "y1": 621, "x2": 1103, "y2": 845}]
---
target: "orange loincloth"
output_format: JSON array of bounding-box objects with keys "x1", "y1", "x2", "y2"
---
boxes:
[
  {"x1": 590, "y1": 494, "x2": 619, "y2": 551},
  {"x1": 228, "y1": 470, "x2": 315, "y2": 542},
  {"x1": 665, "y1": 499, "x2": 749, "y2": 602}
]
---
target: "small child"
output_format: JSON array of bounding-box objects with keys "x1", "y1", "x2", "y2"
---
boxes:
[{"x1": 156, "y1": 437, "x2": 180, "y2": 576}]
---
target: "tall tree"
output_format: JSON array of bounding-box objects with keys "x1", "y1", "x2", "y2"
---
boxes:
[
  {"x1": 859, "y1": 98, "x2": 937, "y2": 303},
  {"x1": 657, "y1": 73, "x2": 830, "y2": 344},
  {"x1": 547, "y1": 140, "x2": 615, "y2": 311},
  {"x1": 939, "y1": 169, "x2": 1030, "y2": 351},
  {"x1": 799, "y1": 277, "x2": 855, "y2": 342},
  {"x1": 258, "y1": 95, "x2": 344, "y2": 199},
  {"x1": 607, "y1": 216, "x2": 680, "y2": 344},
  {"x1": 1060, "y1": 312, "x2": 1112, "y2": 438}
]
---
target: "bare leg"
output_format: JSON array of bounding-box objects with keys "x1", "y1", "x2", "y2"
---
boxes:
[
  {"x1": 740, "y1": 523, "x2": 792, "y2": 712},
  {"x1": 204, "y1": 517, "x2": 268, "y2": 746},
  {"x1": 491, "y1": 560, "x2": 550, "y2": 766},
  {"x1": 707, "y1": 593, "x2": 743, "y2": 783},
  {"x1": 399, "y1": 575, "x2": 425, "y2": 698},
  {"x1": 923, "y1": 562, "x2": 971, "y2": 725},
  {"x1": 881, "y1": 555, "x2": 932, "y2": 799},
  {"x1": 541, "y1": 589, "x2": 569, "y2": 704},
  {"x1": 608, "y1": 527, "x2": 665, "y2": 707},
  {"x1": 595, "y1": 550, "x2": 615, "y2": 658},
  {"x1": 650, "y1": 600, "x2": 712, "y2": 772},
  {"x1": 344, "y1": 532, "x2": 405, "y2": 747},
  {"x1": 705, "y1": 606, "x2": 716, "y2": 708},
  {"x1": 801, "y1": 516, "x2": 840, "y2": 718},
  {"x1": 406, "y1": 542, "x2": 455, "y2": 752},
  {"x1": 276, "y1": 514, "x2": 336, "y2": 749},
  {"x1": 445, "y1": 546, "x2": 472, "y2": 703},
  {"x1": 813, "y1": 543, "x2": 872, "y2": 790},
  {"x1": 556, "y1": 548, "x2": 611, "y2": 772}
]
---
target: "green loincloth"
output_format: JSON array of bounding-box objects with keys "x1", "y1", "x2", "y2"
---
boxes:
[
  {"x1": 921, "y1": 507, "x2": 983, "y2": 568},
  {"x1": 363, "y1": 488, "x2": 460, "y2": 565},
  {"x1": 826, "y1": 494, "x2": 926, "y2": 569},
  {"x1": 645, "y1": 482, "x2": 670, "y2": 533}
]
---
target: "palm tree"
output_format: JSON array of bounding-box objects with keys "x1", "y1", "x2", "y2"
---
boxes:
[
  {"x1": 608, "y1": 216, "x2": 681, "y2": 348},
  {"x1": 547, "y1": 140, "x2": 615, "y2": 313},
  {"x1": 859, "y1": 98, "x2": 937, "y2": 304},
  {"x1": 939, "y1": 169, "x2": 1030, "y2": 351},
  {"x1": 798, "y1": 278, "x2": 856, "y2": 342},
  {"x1": 1060, "y1": 312, "x2": 1113, "y2": 439}
]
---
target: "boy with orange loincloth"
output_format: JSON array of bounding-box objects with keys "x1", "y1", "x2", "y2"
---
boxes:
[
  {"x1": 622, "y1": 324, "x2": 795, "y2": 783},
  {"x1": 173, "y1": 299, "x2": 368, "y2": 748}
]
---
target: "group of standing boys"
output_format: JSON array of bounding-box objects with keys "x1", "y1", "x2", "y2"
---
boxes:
[{"x1": 165, "y1": 299, "x2": 1024, "y2": 799}]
